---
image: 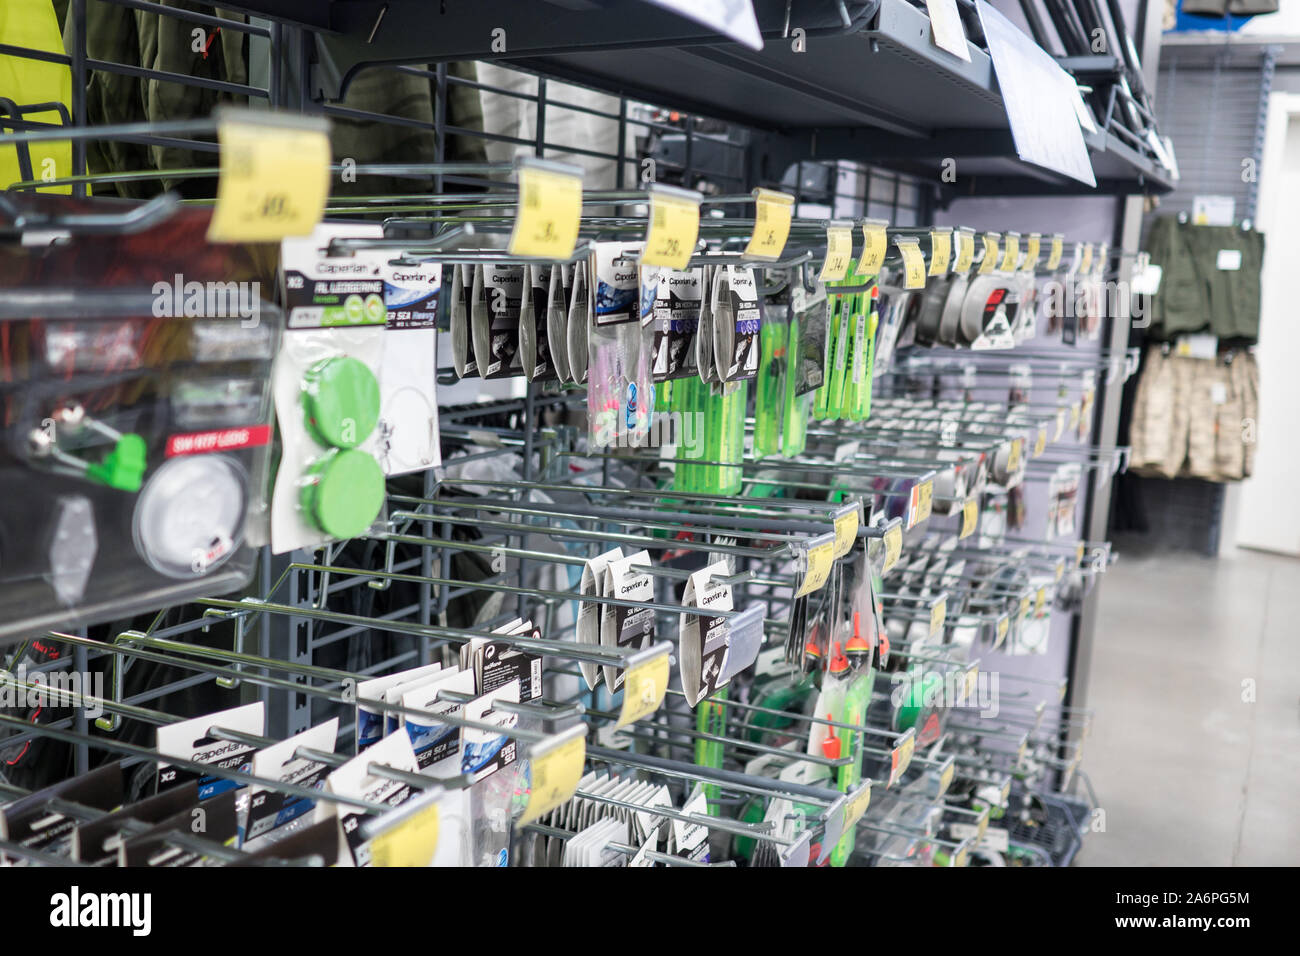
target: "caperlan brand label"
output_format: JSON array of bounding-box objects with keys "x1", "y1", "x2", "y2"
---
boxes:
[
  {"x1": 383, "y1": 262, "x2": 441, "y2": 330},
  {"x1": 652, "y1": 268, "x2": 702, "y2": 381},
  {"x1": 724, "y1": 267, "x2": 760, "y2": 381},
  {"x1": 601, "y1": 554, "x2": 656, "y2": 690},
  {"x1": 49, "y1": 887, "x2": 152, "y2": 936},
  {"x1": 593, "y1": 244, "x2": 642, "y2": 327}
]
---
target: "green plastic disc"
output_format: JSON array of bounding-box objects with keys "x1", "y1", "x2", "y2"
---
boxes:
[
  {"x1": 300, "y1": 448, "x2": 385, "y2": 539},
  {"x1": 302, "y1": 355, "x2": 380, "y2": 449}
]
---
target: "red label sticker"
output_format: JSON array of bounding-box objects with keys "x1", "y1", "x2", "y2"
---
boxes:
[{"x1": 166, "y1": 425, "x2": 271, "y2": 457}]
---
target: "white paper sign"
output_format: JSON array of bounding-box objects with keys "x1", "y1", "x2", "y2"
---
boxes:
[
  {"x1": 925, "y1": 0, "x2": 971, "y2": 61},
  {"x1": 643, "y1": 0, "x2": 763, "y2": 51},
  {"x1": 977, "y1": 1, "x2": 1096, "y2": 187}
]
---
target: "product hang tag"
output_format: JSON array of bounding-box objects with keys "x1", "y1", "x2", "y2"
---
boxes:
[
  {"x1": 832, "y1": 501, "x2": 862, "y2": 559},
  {"x1": 978, "y1": 232, "x2": 1001, "y2": 275},
  {"x1": 208, "y1": 108, "x2": 330, "y2": 243},
  {"x1": 841, "y1": 781, "x2": 872, "y2": 830},
  {"x1": 519, "y1": 727, "x2": 587, "y2": 825},
  {"x1": 954, "y1": 227, "x2": 976, "y2": 272},
  {"x1": 368, "y1": 793, "x2": 441, "y2": 867},
  {"x1": 1021, "y1": 233, "x2": 1041, "y2": 273},
  {"x1": 929, "y1": 228, "x2": 953, "y2": 275},
  {"x1": 794, "y1": 532, "x2": 837, "y2": 598},
  {"x1": 960, "y1": 496, "x2": 978, "y2": 539},
  {"x1": 820, "y1": 222, "x2": 854, "y2": 282},
  {"x1": 937, "y1": 759, "x2": 956, "y2": 797},
  {"x1": 509, "y1": 157, "x2": 583, "y2": 260},
  {"x1": 882, "y1": 522, "x2": 903, "y2": 574},
  {"x1": 1216, "y1": 248, "x2": 1242, "y2": 271},
  {"x1": 888, "y1": 730, "x2": 916, "y2": 787},
  {"x1": 745, "y1": 188, "x2": 795, "y2": 260},
  {"x1": 998, "y1": 232, "x2": 1020, "y2": 272},
  {"x1": 929, "y1": 594, "x2": 947, "y2": 638},
  {"x1": 907, "y1": 476, "x2": 934, "y2": 529},
  {"x1": 616, "y1": 646, "x2": 670, "y2": 728},
  {"x1": 1047, "y1": 233, "x2": 1065, "y2": 270},
  {"x1": 1079, "y1": 242, "x2": 1094, "y2": 276},
  {"x1": 896, "y1": 237, "x2": 926, "y2": 289},
  {"x1": 642, "y1": 184, "x2": 702, "y2": 270},
  {"x1": 995, "y1": 613, "x2": 1010, "y2": 649},
  {"x1": 856, "y1": 219, "x2": 890, "y2": 275}
]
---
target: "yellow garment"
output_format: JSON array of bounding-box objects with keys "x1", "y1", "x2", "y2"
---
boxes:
[{"x1": 0, "y1": 0, "x2": 73, "y2": 192}]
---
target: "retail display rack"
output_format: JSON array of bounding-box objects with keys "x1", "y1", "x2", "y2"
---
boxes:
[{"x1": 0, "y1": 0, "x2": 1160, "y2": 867}]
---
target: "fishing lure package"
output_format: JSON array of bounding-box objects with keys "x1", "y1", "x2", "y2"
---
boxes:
[
  {"x1": 471, "y1": 263, "x2": 525, "y2": 379},
  {"x1": 649, "y1": 267, "x2": 704, "y2": 382},
  {"x1": 711, "y1": 265, "x2": 761, "y2": 383},
  {"x1": 546, "y1": 263, "x2": 573, "y2": 382},
  {"x1": 587, "y1": 242, "x2": 653, "y2": 449},
  {"x1": 0, "y1": 200, "x2": 282, "y2": 646},
  {"x1": 518, "y1": 263, "x2": 555, "y2": 382},
  {"x1": 272, "y1": 224, "x2": 388, "y2": 553},
  {"x1": 449, "y1": 263, "x2": 478, "y2": 378}
]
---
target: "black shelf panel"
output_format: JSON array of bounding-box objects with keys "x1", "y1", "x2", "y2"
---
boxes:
[{"x1": 305, "y1": 0, "x2": 1173, "y2": 196}]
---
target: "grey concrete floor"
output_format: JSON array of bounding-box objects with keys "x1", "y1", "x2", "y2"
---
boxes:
[{"x1": 1075, "y1": 544, "x2": 1300, "y2": 866}]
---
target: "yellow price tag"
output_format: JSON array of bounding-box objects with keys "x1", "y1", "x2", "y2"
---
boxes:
[
  {"x1": 897, "y1": 238, "x2": 926, "y2": 289},
  {"x1": 975, "y1": 806, "x2": 990, "y2": 843},
  {"x1": 370, "y1": 800, "x2": 440, "y2": 867},
  {"x1": 796, "y1": 533, "x2": 837, "y2": 598},
  {"x1": 883, "y1": 524, "x2": 903, "y2": 574},
  {"x1": 832, "y1": 504, "x2": 860, "y2": 560},
  {"x1": 1070, "y1": 402, "x2": 1081, "y2": 430},
  {"x1": 978, "y1": 233, "x2": 1000, "y2": 274},
  {"x1": 510, "y1": 159, "x2": 583, "y2": 259},
  {"x1": 1047, "y1": 234, "x2": 1064, "y2": 270},
  {"x1": 1076, "y1": 542, "x2": 1086, "y2": 566},
  {"x1": 1035, "y1": 586, "x2": 1046, "y2": 617},
  {"x1": 641, "y1": 186, "x2": 700, "y2": 270},
  {"x1": 1000, "y1": 779, "x2": 1012, "y2": 804},
  {"x1": 1055, "y1": 408, "x2": 1066, "y2": 440},
  {"x1": 995, "y1": 614, "x2": 1009, "y2": 648},
  {"x1": 1016, "y1": 738, "x2": 1028, "y2": 765},
  {"x1": 745, "y1": 188, "x2": 794, "y2": 260},
  {"x1": 929, "y1": 228, "x2": 952, "y2": 275},
  {"x1": 1021, "y1": 233, "x2": 1041, "y2": 273},
  {"x1": 963, "y1": 664, "x2": 978, "y2": 699},
  {"x1": 938, "y1": 761, "x2": 955, "y2": 797},
  {"x1": 1034, "y1": 426, "x2": 1047, "y2": 458},
  {"x1": 929, "y1": 596, "x2": 947, "y2": 638},
  {"x1": 519, "y1": 730, "x2": 586, "y2": 824},
  {"x1": 952, "y1": 845, "x2": 970, "y2": 868},
  {"x1": 999, "y1": 233, "x2": 1020, "y2": 272},
  {"x1": 1019, "y1": 594, "x2": 1031, "y2": 618},
  {"x1": 960, "y1": 496, "x2": 978, "y2": 539},
  {"x1": 1080, "y1": 242, "x2": 1094, "y2": 275},
  {"x1": 910, "y1": 477, "x2": 934, "y2": 528},
  {"x1": 820, "y1": 224, "x2": 853, "y2": 282},
  {"x1": 1054, "y1": 559, "x2": 1065, "y2": 582},
  {"x1": 208, "y1": 110, "x2": 330, "y2": 243},
  {"x1": 889, "y1": 734, "x2": 916, "y2": 786},
  {"x1": 842, "y1": 783, "x2": 872, "y2": 829},
  {"x1": 856, "y1": 220, "x2": 889, "y2": 275},
  {"x1": 955, "y1": 229, "x2": 975, "y2": 271},
  {"x1": 617, "y1": 649, "x2": 670, "y2": 727},
  {"x1": 1006, "y1": 438, "x2": 1022, "y2": 474}
]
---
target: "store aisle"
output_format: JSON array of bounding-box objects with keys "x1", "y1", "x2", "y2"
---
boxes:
[{"x1": 1077, "y1": 545, "x2": 1300, "y2": 866}]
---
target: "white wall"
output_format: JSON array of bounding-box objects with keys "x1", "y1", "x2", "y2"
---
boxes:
[{"x1": 1233, "y1": 95, "x2": 1300, "y2": 555}]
